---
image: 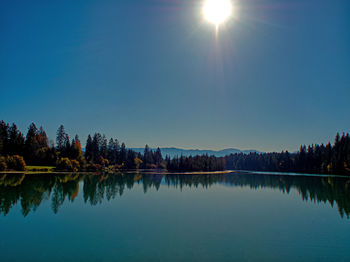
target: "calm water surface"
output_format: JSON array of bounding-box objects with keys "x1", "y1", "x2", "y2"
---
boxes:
[{"x1": 0, "y1": 172, "x2": 350, "y2": 262}]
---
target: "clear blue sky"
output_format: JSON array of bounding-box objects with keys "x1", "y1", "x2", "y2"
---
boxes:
[{"x1": 1, "y1": 0, "x2": 349, "y2": 152}]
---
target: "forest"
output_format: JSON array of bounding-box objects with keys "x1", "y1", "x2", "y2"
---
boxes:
[{"x1": 0, "y1": 120, "x2": 349, "y2": 175}]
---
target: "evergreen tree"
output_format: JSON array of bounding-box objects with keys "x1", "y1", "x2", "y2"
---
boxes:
[
  {"x1": 0, "y1": 121, "x2": 9, "y2": 156},
  {"x1": 154, "y1": 147, "x2": 163, "y2": 168},
  {"x1": 56, "y1": 125, "x2": 67, "y2": 152},
  {"x1": 24, "y1": 123, "x2": 40, "y2": 164},
  {"x1": 120, "y1": 143, "x2": 127, "y2": 165},
  {"x1": 92, "y1": 133, "x2": 102, "y2": 163},
  {"x1": 85, "y1": 135, "x2": 93, "y2": 162},
  {"x1": 7, "y1": 123, "x2": 25, "y2": 156},
  {"x1": 126, "y1": 150, "x2": 136, "y2": 169},
  {"x1": 38, "y1": 126, "x2": 48, "y2": 148},
  {"x1": 143, "y1": 144, "x2": 154, "y2": 168},
  {"x1": 63, "y1": 134, "x2": 70, "y2": 157},
  {"x1": 107, "y1": 138, "x2": 119, "y2": 164},
  {"x1": 101, "y1": 135, "x2": 108, "y2": 159}
]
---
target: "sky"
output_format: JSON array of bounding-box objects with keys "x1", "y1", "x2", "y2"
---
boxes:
[{"x1": 1, "y1": 0, "x2": 349, "y2": 152}]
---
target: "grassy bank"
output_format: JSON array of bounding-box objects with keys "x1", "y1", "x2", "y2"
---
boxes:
[{"x1": 26, "y1": 166, "x2": 56, "y2": 172}]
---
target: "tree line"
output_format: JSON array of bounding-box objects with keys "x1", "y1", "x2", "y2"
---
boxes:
[
  {"x1": 0, "y1": 121, "x2": 166, "y2": 172},
  {"x1": 0, "y1": 120, "x2": 349, "y2": 175},
  {"x1": 224, "y1": 133, "x2": 350, "y2": 175}
]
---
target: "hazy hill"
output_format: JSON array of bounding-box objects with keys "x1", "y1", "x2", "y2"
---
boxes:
[{"x1": 130, "y1": 147, "x2": 260, "y2": 158}]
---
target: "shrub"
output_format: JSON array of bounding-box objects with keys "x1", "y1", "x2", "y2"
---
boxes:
[
  {"x1": 71, "y1": 159, "x2": 80, "y2": 172},
  {"x1": 84, "y1": 162, "x2": 104, "y2": 172},
  {"x1": 0, "y1": 156, "x2": 7, "y2": 171},
  {"x1": 145, "y1": 163, "x2": 157, "y2": 169},
  {"x1": 94, "y1": 164, "x2": 102, "y2": 171},
  {"x1": 85, "y1": 162, "x2": 97, "y2": 172},
  {"x1": 98, "y1": 156, "x2": 105, "y2": 166},
  {"x1": 56, "y1": 158, "x2": 73, "y2": 171},
  {"x1": 134, "y1": 157, "x2": 143, "y2": 169},
  {"x1": 77, "y1": 155, "x2": 86, "y2": 168},
  {"x1": 6, "y1": 155, "x2": 26, "y2": 171}
]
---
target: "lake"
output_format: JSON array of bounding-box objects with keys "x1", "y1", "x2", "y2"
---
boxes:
[{"x1": 0, "y1": 171, "x2": 350, "y2": 262}]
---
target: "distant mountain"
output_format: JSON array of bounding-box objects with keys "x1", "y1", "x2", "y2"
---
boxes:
[{"x1": 130, "y1": 147, "x2": 260, "y2": 158}]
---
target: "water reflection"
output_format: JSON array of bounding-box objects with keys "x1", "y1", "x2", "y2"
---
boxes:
[{"x1": 1, "y1": 172, "x2": 350, "y2": 218}]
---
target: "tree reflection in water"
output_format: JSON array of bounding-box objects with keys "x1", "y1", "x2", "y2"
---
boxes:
[{"x1": 0, "y1": 172, "x2": 350, "y2": 218}]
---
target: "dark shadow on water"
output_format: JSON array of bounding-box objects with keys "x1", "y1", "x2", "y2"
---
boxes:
[{"x1": 1, "y1": 172, "x2": 350, "y2": 218}]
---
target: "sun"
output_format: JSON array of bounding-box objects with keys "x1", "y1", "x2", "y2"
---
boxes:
[{"x1": 203, "y1": 0, "x2": 233, "y2": 27}]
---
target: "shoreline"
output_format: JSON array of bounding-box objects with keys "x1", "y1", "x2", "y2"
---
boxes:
[
  {"x1": 0, "y1": 170, "x2": 235, "y2": 175},
  {"x1": 0, "y1": 169, "x2": 348, "y2": 178}
]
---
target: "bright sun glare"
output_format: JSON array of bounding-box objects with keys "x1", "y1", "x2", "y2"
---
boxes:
[{"x1": 203, "y1": 0, "x2": 232, "y2": 27}]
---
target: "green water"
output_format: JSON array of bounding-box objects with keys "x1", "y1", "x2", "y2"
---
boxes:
[{"x1": 0, "y1": 172, "x2": 349, "y2": 261}]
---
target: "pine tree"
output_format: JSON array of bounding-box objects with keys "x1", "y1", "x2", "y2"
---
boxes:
[
  {"x1": 101, "y1": 135, "x2": 108, "y2": 159},
  {"x1": 25, "y1": 123, "x2": 40, "y2": 164},
  {"x1": 120, "y1": 143, "x2": 127, "y2": 164},
  {"x1": 107, "y1": 138, "x2": 118, "y2": 164},
  {"x1": 56, "y1": 125, "x2": 67, "y2": 152},
  {"x1": 63, "y1": 134, "x2": 70, "y2": 157},
  {"x1": 114, "y1": 138, "x2": 120, "y2": 164},
  {"x1": 92, "y1": 133, "x2": 102, "y2": 163},
  {"x1": 85, "y1": 135, "x2": 93, "y2": 162},
  {"x1": 154, "y1": 147, "x2": 163, "y2": 168},
  {"x1": 38, "y1": 126, "x2": 48, "y2": 148},
  {"x1": 126, "y1": 150, "x2": 136, "y2": 169},
  {"x1": 8, "y1": 123, "x2": 25, "y2": 156},
  {"x1": 0, "y1": 121, "x2": 9, "y2": 156},
  {"x1": 143, "y1": 144, "x2": 154, "y2": 168}
]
